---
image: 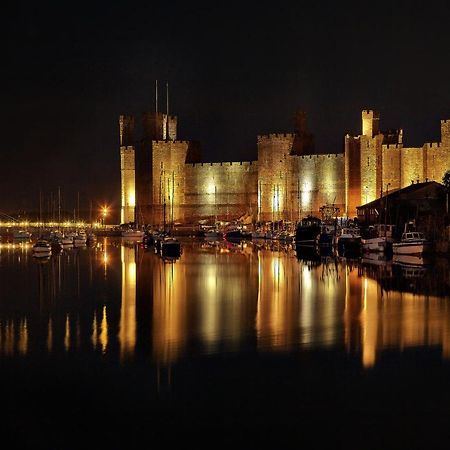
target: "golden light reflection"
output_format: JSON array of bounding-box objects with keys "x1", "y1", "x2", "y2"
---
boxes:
[
  {"x1": 64, "y1": 314, "x2": 70, "y2": 352},
  {"x1": 120, "y1": 245, "x2": 136, "y2": 358},
  {"x1": 153, "y1": 259, "x2": 186, "y2": 364}
]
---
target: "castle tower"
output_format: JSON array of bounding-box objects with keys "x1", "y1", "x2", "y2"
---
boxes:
[
  {"x1": 441, "y1": 119, "x2": 450, "y2": 147},
  {"x1": 344, "y1": 135, "x2": 361, "y2": 217},
  {"x1": 163, "y1": 114, "x2": 177, "y2": 141},
  {"x1": 120, "y1": 115, "x2": 136, "y2": 224},
  {"x1": 362, "y1": 110, "x2": 380, "y2": 137},
  {"x1": 291, "y1": 111, "x2": 315, "y2": 155}
]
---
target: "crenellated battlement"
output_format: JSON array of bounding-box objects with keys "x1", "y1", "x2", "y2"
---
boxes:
[
  {"x1": 299, "y1": 153, "x2": 341, "y2": 159},
  {"x1": 257, "y1": 133, "x2": 296, "y2": 140},
  {"x1": 426, "y1": 142, "x2": 442, "y2": 148},
  {"x1": 120, "y1": 145, "x2": 135, "y2": 151},
  {"x1": 189, "y1": 161, "x2": 256, "y2": 168},
  {"x1": 382, "y1": 143, "x2": 403, "y2": 149},
  {"x1": 441, "y1": 119, "x2": 449, "y2": 124},
  {"x1": 153, "y1": 139, "x2": 190, "y2": 145}
]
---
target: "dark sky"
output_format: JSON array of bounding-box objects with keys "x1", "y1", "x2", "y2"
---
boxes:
[{"x1": 2, "y1": 0, "x2": 450, "y2": 220}]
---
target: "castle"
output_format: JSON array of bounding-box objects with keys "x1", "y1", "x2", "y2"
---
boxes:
[{"x1": 120, "y1": 109, "x2": 450, "y2": 225}]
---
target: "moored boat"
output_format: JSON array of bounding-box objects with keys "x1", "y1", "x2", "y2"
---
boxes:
[
  {"x1": 336, "y1": 226, "x2": 361, "y2": 254},
  {"x1": 160, "y1": 237, "x2": 182, "y2": 257},
  {"x1": 121, "y1": 229, "x2": 145, "y2": 238},
  {"x1": 361, "y1": 224, "x2": 394, "y2": 253},
  {"x1": 392, "y1": 231, "x2": 431, "y2": 255},
  {"x1": 224, "y1": 228, "x2": 251, "y2": 241},
  {"x1": 32, "y1": 239, "x2": 52, "y2": 256},
  {"x1": 13, "y1": 230, "x2": 32, "y2": 241},
  {"x1": 295, "y1": 216, "x2": 321, "y2": 246}
]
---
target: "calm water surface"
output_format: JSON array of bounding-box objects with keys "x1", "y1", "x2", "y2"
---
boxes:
[{"x1": 1, "y1": 238, "x2": 450, "y2": 449}]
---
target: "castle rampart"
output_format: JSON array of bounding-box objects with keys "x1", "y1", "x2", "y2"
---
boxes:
[{"x1": 120, "y1": 108, "x2": 450, "y2": 225}]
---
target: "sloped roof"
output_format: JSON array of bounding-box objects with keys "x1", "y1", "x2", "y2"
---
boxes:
[{"x1": 357, "y1": 181, "x2": 444, "y2": 210}]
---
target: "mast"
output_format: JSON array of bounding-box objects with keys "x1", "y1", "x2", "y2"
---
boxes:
[
  {"x1": 166, "y1": 82, "x2": 169, "y2": 140},
  {"x1": 58, "y1": 186, "x2": 61, "y2": 231},
  {"x1": 171, "y1": 171, "x2": 175, "y2": 233},
  {"x1": 155, "y1": 79, "x2": 158, "y2": 113},
  {"x1": 39, "y1": 189, "x2": 42, "y2": 235}
]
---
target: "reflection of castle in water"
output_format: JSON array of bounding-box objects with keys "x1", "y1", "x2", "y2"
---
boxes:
[{"x1": 0, "y1": 241, "x2": 450, "y2": 369}]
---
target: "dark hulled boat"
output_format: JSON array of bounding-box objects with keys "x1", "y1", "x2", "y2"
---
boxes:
[{"x1": 295, "y1": 216, "x2": 321, "y2": 246}]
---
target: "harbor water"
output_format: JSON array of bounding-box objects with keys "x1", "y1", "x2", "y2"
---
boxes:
[{"x1": 1, "y1": 238, "x2": 450, "y2": 449}]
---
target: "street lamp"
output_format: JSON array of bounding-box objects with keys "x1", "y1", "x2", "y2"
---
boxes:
[{"x1": 101, "y1": 206, "x2": 109, "y2": 228}]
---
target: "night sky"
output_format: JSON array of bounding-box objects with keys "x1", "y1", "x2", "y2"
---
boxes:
[{"x1": 2, "y1": 1, "x2": 450, "y2": 221}]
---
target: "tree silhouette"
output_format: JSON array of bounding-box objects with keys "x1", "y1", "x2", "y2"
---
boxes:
[{"x1": 443, "y1": 170, "x2": 450, "y2": 214}]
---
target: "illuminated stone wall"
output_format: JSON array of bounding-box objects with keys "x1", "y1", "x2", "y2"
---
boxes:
[
  {"x1": 120, "y1": 146, "x2": 136, "y2": 224},
  {"x1": 151, "y1": 140, "x2": 191, "y2": 226},
  {"x1": 257, "y1": 133, "x2": 344, "y2": 221},
  {"x1": 400, "y1": 147, "x2": 424, "y2": 187},
  {"x1": 121, "y1": 109, "x2": 450, "y2": 225},
  {"x1": 296, "y1": 154, "x2": 345, "y2": 218},
  {"x1": 425, "y1": 142, "x2": 450, "y2": 183},
  {"x1": 441, "y1": 119, "x2": 450, "y2": 147},
  {"x1": 183, "y1": 162, "x2": 258, "y2": 223},
  {"x1": 344, "y1": 136, "x2": 361, "y2": 217},
  {"x1": 381, "y1": 144, "x2": 401, "y2": 191},
  {"x1": 257, "y1": 134, "x2": 296, "y2": 222},
  {"x1": 347, "y1": 110, "x2": 450, "y2": 217}
]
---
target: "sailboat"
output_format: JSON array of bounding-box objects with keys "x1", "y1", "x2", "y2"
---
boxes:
[
  {"x1": 33, "y1": 191, "x2": 52, "y2": 257},
  {"x1": 204, "y1": 186, "x2": 222, "y2": 239}
]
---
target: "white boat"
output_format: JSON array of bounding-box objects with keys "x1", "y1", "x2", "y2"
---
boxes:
[
  {"x1": 32, "y1": 239, "x2": 52, "y2": 256},
  {"x1": 13, "y1": 230, "x2": 32, "y2": 240},
  {"x1": 61, "y1": 235, "x2": 73, "y2": 246},
  {"x1": 251, "y1": 230, "x2": 267, "y2": 239},
  {"x1": 392, "y1": 231, "x2": 431, "y2": 255},
  {"x1": 336, "y1": 226, "x2": 361, "y2": 253},
  {"x1": 73, "y1": 232, "x2": 87, "y2": 246},
  {"x1": 361, "y1": 224, "x2": 395, "y2": 252},
  {"x1": 122, "y1": 229, "x2": 145, "y2": 238},
  {"x1": 204, "y1": 229, "x2": 222, "y2": 239}
]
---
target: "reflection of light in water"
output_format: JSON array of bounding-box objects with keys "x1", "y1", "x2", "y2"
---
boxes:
[
  {"x1": 92, "y1": 313, "x2": 97, "y2": 348},
  {"x1": 257, "y1": 251, "x2": 292, "y2": 349},
  {"x1": 120, "y1": 245, "x2": 136, "y2": 358},
  {"x1": 0, "y1": 320, "x2": 28, "y2": 356},
  {"x1": 18, "y1": 319, "x2": 28, "y2": 355},
  {"x1": 300, "y1": 264, "x2": 313, "y2": 345},
  {"x1": 64, "y1": 314, "x2": 70, "y2": 351},
  {"x1": 153, "y1": 259, "x2": 186, "y2": 364},
  {"x1": 99, "y1": 306, "x2": 108, "y2": 353},
  {"x1": 47, "y1": 317, "x2": 53, "y2": 353},
  {"x1": 360, "y1": 276, "x2": 379, "y2": 368},
  {"x1": 201, "y1": 264, "x2": 219, "y2": 352}
]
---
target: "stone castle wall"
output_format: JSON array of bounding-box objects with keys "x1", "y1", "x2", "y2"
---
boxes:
[
  {"x1": 257, "y1": 134, "x2": 344, "y2": 221},
  {"x1": 381, "y1": 144, "x2": 401, "y2": 191},
  {"x1": 400, "y1": 147, "x2": 424, "y2": 187},
  {"x1": 347, "y1": 111, "x2": 450, "y2": 217},
  {"x1": 296, "y1": 154, "x2": 345, "y2": 217},
  {"x1": 120, "y1": 146, "x2": 136, "y2": 224},
  {"x1": 150, "y1": 140, "x2": 191, "y2": 225},
  {"x1": 120, "y1": 109, "x2": 450, "y2": 225},
  {"x1": 257, "y1": 134, "x2": 296, "y2": 222},
  {"x1": 183, "y1": 162, "x2": 258, "y2": 223}
]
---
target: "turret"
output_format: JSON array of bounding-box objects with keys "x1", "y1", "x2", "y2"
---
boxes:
[
  {"x1": 362, "y1": 110, "x2": 380, "y2": 137},
  {"x1": 119, "y1": 115, "x2": 135, "y2": 146}
]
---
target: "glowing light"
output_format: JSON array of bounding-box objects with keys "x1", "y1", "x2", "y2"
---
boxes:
[
  {"x1": 206, "y1": 181, "x2": 216, "y2": 195},
  {"x1": 128, "y1": 191, "x2": 135, "y2": 207}
]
